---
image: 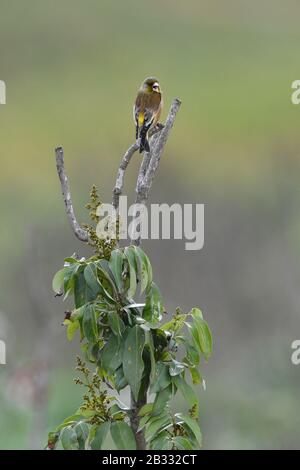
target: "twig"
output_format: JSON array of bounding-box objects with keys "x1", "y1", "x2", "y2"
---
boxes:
[
  {"x1": 135, "y1": 131, "x2": 160, "y2": 191},
  {"x1": 133, "y1": 98, "x2": 181, "y2": 246},
  {"x1": 129, "y1": 391, "x2": 147, "y2": 450},
  {"x1": 112, "y1": 124, "x2": 165, "y2": 213},
  {"x1": 112, "y1": 142, "x2": 140, "y2": 211},
  {"x1": 55, "y1": 147, "x2": 89, "y2": 242},
  {"x1": 136, "y1": 98, "x2": 181, "y2": 206}
]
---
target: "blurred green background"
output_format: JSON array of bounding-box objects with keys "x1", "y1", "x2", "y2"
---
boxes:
[{"x1": 1, "y1": 0, "x2": 300, "y2": 449}]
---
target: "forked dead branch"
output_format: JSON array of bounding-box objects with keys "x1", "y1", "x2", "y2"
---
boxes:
[{"x1": 55, "y1": 98, "x2": 181, "y2": 247}]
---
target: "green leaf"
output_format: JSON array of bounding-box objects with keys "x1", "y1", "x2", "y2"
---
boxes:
[
  {"x1": 176, "y1": 413, "x2": 202, "y2": 446},
  {"x1": 47, "y1": 431, "x2": 59, "y2": 449},
  {"x1": 149, "y1": 282, "x2": 163, "y2": 312},
  {"x1": 150, "y1": 363, "x2": 171, "y2": 393},
  {"x1": 70, "y1": 305, "x2": 85, "y2": 322},
  {"x1": 172, "y1": 375, "x2": 198, "y2": 409},
  {"x1": 55, "y1": 414, "x2": 86, "y2": 432},
  {"x1": 190, "y1": 312, "x2": 213, "y2": 360},
  {"x1": 134, "y1": 246, "x2": 152, "y2": 294},
  {"x1": 75, "y1": 406, "x2": 94, "y2": 418},
  {"x1": 162, "y1": 440, "x2": 173, "y2": 450},
  {"x1": 169, "y1": 360, "x2": 185, "y2": 377},
  {"x1": 190, "y1": 367, "x2": 202, "y2": 385},
  {"x1": 74, "y1": 421, "x2": 90, "y2": 449},
  {"x1": 90, "y1": 260, "x2": 117, "y2": 303},
  {"x1": 124, "y1": 247, "x2": 138, "y2": 299},
  {"x1": 150, "y1": 431, "x2": 169, "y2": 450},
  {"x1": 100, "y1": 334, "x2": 123, "y2": 373},
  {"x1": 172, "y1": 436, "x2": 194, "y2": 450},
  {"x1": 109, "y1": 249, "x2": 124, "y2": 292},
  {"x1": 96, "y1": 259, "x2": 117, "y2": 288},
  {"x1": 84, "y1": 263, "x2": 100, "y2": 296},
  {"x1": 139, "y1": 403, "x2": 154, "y2": 416},
  {"x1": 108, "y1": 404, "x2": 125, "y2": 420},
  {"x1": 64, "y1": 256, "x2": 79, "y2": 264},
  {"x1": 74, "y1": 270, "x2": 97, "y2": 308},
  {"x1": 152, "y1": 384, "x2": 172, "y2": 415},
  {"x1": 90, "y1": 422, "x2": 110, "y2": 450},
  {"x1": 162, "y1": 314, "x2": 187, "y2": 333},
  {"x1": 185, "y1": 343, "x2": 200, "y2": 366},
  {"x1": 145, "y1": 414, "x2": 172, "y2": 442},
  {"x1": 145, "y1": 330, "x2": 156, "y2": 384},
  {"x1": 52, "y1": 268, "x2": 66, "y2": 294},
  {"x1": 152, "y1": 328, "x2": 168, "y2": 351},
  {"x1": 63, "y1": 263, "x2": 81, "y2": 297},
  {"x1": 143, "y1": 283, "x2": 163, "y2": 323},
  {"x1": 199, "y1": 320, "x2": 213, "y2": 359},
  {"x1": 138, "y1": 413, "x2": 152, "y2": 432},
  {"x1": 114, "y1": 366, "x2": 128, "y2": 392},
  {"x1": 108, "y1": 312, "x2": 125, "y2": 337},
  {"x1": 110, "y1": 421, "x2": 136, "y2": 450},
  {"x1": 82, "y1": 305, "x2": 98, "y2": 343},
  {"x1": 125, "y1": 304, "x2": 145, "y2": 311},
  {"x1": 66, "y1": 319, "x2": 80, "y2": 342},
  {"x1": 60, "y1": 426, "x2": 79, "y2": 450},
  {"x1": 123, "y1": 325, "x2": 145, "y2": 401},
  {"x1": 190, "y1": 307, "x2": 203, "y2": 320},
  {"x1": 142, "y1": 305, "x2": 156, "y2": 323}
]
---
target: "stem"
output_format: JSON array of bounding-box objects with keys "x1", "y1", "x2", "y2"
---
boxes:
[
  {"x1": 133, "y1": 98, "x2": 181, "y2": 246},
  {"x1": 55, "y1": 147, "x2": 89, "y2": 242},
  {"x1": 130, "y1": 392, "x2": 147, "y2": 450}
]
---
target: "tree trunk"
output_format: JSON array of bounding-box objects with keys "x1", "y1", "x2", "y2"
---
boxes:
[{"x1": 130, "y1": 392, "x2": 147, "y2": 450}]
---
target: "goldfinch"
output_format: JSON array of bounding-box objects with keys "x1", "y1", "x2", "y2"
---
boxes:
[{"x1": 133, "y1": 77, "x2": 163, "y2": 153}]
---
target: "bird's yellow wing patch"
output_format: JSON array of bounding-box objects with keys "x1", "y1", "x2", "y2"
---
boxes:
[{"x1": 138, "y1": 112, "x2": 144, "y2": 126}]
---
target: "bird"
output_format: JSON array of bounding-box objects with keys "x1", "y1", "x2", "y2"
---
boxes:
[{"x1": 133, "y1": 77, "x2": 163, "y2": 154}]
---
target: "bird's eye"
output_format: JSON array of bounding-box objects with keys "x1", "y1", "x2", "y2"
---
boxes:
[{"x1": 152, "y1": 82, "x2": 160, "y2": 92}]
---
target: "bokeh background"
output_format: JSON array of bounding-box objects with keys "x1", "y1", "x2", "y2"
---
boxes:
[{"x1": 1, "y1": 0, "x2": 300, "y2": 449}]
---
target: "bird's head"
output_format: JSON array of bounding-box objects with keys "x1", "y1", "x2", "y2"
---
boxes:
[{"x1": 141, "y1": 77, "x2": 161, "y2": 94}]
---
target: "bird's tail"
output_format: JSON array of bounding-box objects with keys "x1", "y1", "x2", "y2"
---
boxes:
[{"x1": 139, "y1": 127, "x2": 150, "y2": 154}]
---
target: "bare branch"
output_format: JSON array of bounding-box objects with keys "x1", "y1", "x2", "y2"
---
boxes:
[
  {"x1": 136, "y1": 98, "x2": 181, "y2": 206},
  {"x1": 129, "y1": 392, "x2": 147, "y2": 450},
  {"x1": 135, "y1": 131, "x2": 161, "y2": 191},
  {"x1": 55, "y1": 147, "x2": 89, "y2": 242},
  {"x1": 112, "y1": 142, "x2": 140, "y2": 211},
  {"x1": 131, "y1": 98, "x2": 181, "y2": 246},
  {"x1": 112, "y1": 124, "x2": 165, "y2": 213}
]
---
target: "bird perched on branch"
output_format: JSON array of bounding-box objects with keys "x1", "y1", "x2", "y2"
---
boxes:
[{"x1": 134, "y1": 77, "x2": 163, "y2": 154}]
